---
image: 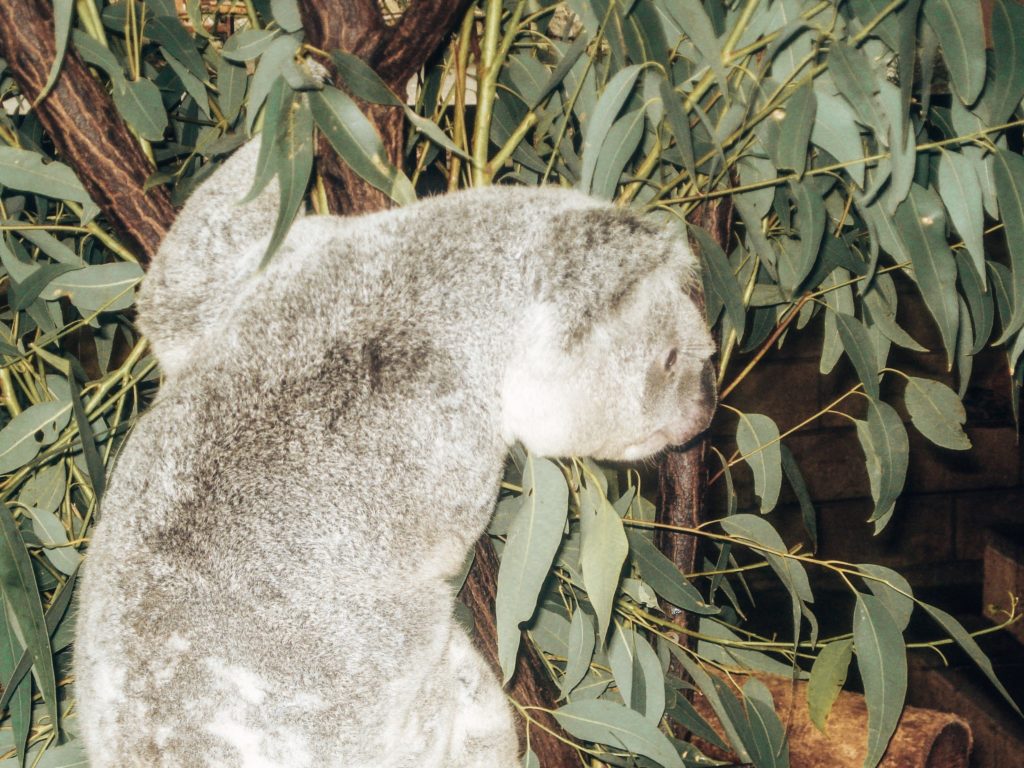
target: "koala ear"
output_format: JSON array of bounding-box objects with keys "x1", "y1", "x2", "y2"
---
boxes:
[{"x1": 138, "y1": 138, "x2": 278, "y2": 378}]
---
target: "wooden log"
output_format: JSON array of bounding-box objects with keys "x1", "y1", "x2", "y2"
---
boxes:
[{"x1": 691, "y1": 673, "x2": 973, "y2": 768}]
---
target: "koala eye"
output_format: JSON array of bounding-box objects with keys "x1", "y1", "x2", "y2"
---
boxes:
[{"x1": 663, "y1": 347, "x2": 678, "y2": 372}]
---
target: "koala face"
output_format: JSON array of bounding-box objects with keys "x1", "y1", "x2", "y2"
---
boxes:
[{"x1": 502, "y1": 262, "x2": 717, "y2": 462}]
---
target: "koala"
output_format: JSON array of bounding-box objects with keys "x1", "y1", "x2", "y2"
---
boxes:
[{"x1": 74, "y1": 138, "x2": 717, "y2": 767}]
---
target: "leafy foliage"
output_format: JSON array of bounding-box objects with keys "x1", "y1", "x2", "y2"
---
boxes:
[{"x1": 0, "y1": 0, "x2": 1021, "y2": 766}]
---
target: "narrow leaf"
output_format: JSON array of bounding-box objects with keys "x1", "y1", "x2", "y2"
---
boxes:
[
  {"x1": 579, "y1": 480, "x2": 628, "y2": 646},
  {"x1": 923, "y1": 0, "x2": 986, "y2": 104},
  {"x1": 735, "y1": 413, "x2": 782, "y2": 513},
  {"x1": 553, "y1": 700, "x2": 685, "y2": 768},
  {"x1": 579, "y1": 65, "x2": 642, "y2": 193},
  {"x1": 496, "y1": 455, "x2": 568, "y2": 682},
  {"x1": 854, "y1": 593, "x2": 907, "y2": 768},
  {"x1": 807, "y1": 639, "x2": 853, "y2": 733}
]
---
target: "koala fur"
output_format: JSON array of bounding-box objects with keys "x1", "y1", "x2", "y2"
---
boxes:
[{"x1": 75, "y1": 138, "x2": 717, "y2": 767}]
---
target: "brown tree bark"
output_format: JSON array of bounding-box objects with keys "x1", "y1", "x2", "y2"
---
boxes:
[
  {"x1": 657, "y1": 196, "x2": 734, "y2": 619},
  {"x1": 296, "y1": 0, "x2": 469, "y2": 213},
  {"x1": 0, "y1": 0, "x2": 175, "y2": 262}
]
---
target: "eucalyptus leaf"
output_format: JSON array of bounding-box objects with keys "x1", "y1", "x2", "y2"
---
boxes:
[
  {"x1": 0, "y1": 402, "x2": 72, "y2": 475},
  {"x1": 855, "y1": 399, "x2": 909, "y2": 532},
  {"x1": 735, "y1": 412, "x2": 781, "y2": 514},
  {"x1": 922, "y1": 0, "x2": 986, "y2": 105},
  {"x1": 903, "y1": 376, "x2": 971, "y2": 450},
  {"x1": 553, "y1": 699, "x2": 685, "y2": 768},
  {"x1": 806, "y1": 639, "x2": 853, "y2": 733},
  {"x1": 893, "y1": 185, "x2": 959, "y2": 368},
  {"x1": 495, "y1": 455, "x2": 568, "y2": 682},
  {"x1": 310, "y1": 87, "x2": 415, "y2": 206},
  {"x1": 560, "y1": 608, "x2": 596, "y2": 698},
  {"x1": 579, "y1": 479, "x2": 629, "y2": 646},
  {"x1": 579, "y1": 65, "x2": 642, "y2": 193},
  {"x1": 854, "y1": 593, "x2": 907, "y2": 768},
  {"x1": 113, "y1": 78, "x2": 169, "y2": 142}
]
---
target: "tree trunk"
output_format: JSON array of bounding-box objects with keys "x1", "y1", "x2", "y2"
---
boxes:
[
  {"x1": 296, "y1": 0, "x2": 468, "y2": 214},
  {"x1": 0, "y1": 0, "x2": 175, "y2": 261}
]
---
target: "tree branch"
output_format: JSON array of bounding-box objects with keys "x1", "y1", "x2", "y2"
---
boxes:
[
  {"x1": 297, "y1": 0, "x2": 470, "y2": 214},
  {"x1": 0, "y1": 0, "x2": 175, "y2": 262}
]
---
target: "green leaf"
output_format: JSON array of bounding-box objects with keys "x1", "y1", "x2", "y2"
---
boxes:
[
  {"x1": 661, "y1": 0, "x2": 728, "y2": 93},
  {"x1": 957, "y1": 255, "x2": 993, "y2": 354},
  {"x1": 41, "y1": 262, "x2": 143, "y2": 312},
  {"x1": 72, "y1": 29, "x2": 127, "y2": 94},
  {"x1": 404, "y1": 107, "x2": 472, "y2": 161},
  {"x1": 147, "y1": 14, "x2": 206, "y2": 80},
  {"x1": 606, "y1": 623, "x2": 664, "y2": 721},
  {"x1": 903, "y1": 376, "x2": 971, "y2": 450},
  {"x1": 786, "y1": 180, "x2": 826, "y2": 292},
  {"x1": 811, "y1": 88, "x2": 866, "y2": 188},
  {"x1": 991, "y1": 148, "x2": 1024, "y2": 342},
  {"x1": 742, "y1": 678, "x2": 790, "y2": 768},
  {"x1": 828, "y1": 41, "x2": 887, "y2": 139},
  {"x1": 920, "y1": 602, "x2": 1022, "y2": 717},
  {"x1": 894, "y1": 185, "x2": 958, "y2": 368},
  {"x1": 775, "y1": 81, "x2": 816, "y2": 176},
  {"x1": 923, "y1": 0, "x2": 986, "y2": 104},
  {"x1": 590, "y1": 108, "x2": 645, "y2": 200},
  {"x1": 721, "y1": 513, "x2": 814, "y2": 641},
  {"x1": 531, "y1": 34, "x2": 588, "y2": 111},
  {"x1": 260, "y1": 93, "x2": 314, "y2": 267},
  {"x1": 222, "y1": 29, "x2": 280, "y2": 62},
  {"x1": 39, "y1": 0, "x2": 74, "y2": 101},
  {"x1": 330, "y1": 51, "x2": 403, "y2": 107},
  {"x1": 669, "y1": 648, "x2": 751, "y2": 762},
  {"x1": 692, "y1": 225, "x2": 744, "y2": 341},
  {"x1": 659, "y1": 77, "x2": 695, "y2": 182},
  {"x1": 245, "y1": 36, "x2": 300, "y2": 133},
  {"x1": 980, "y1": 0, "x2": 1024, "y2": 125},
  {"x1": 217, "y1": 57, "x2": 248, "y2": 123},
  {"x1": 854, "y1": 593, "x2": 907, "y2": 768},
  {"x1": 162, "y1": 49, "x2": 211, "y2": 119},
  {"x1": 780, "y1": 445, "x2": 816, "y2": 550},
  {"x1": 113, "y1": 78, "x2": 169, "y2": 141},
  {"x1": 270, "y1": 0, "x2": 303, "y2": 32},
  {"x1": 18, "y1": 461, "x2": 66, "y2": 516},
  {"x1": 560, "y1": 608, "x2": 596, "y2": 698},
  {"x1": 835, "y1": 313, "x2": 880, "y2": 400},
  {"x1": 495, "y1": 455, "x2": 568, "y2": 682},
  {"x1": 0, "y1": 402, "x2": 72, "y2": 475},
  {"x1": 625, "y1": 529, "x2": 716, "y2": 614},
  {"x1": 579, "y1": 65, "x2": 642, "y2": 193},
  {"x1": 0, "y1": 148, "x2": 98, "y2": 219},
  {"x1": 855, "y1": 399, "x2": 909, "y2": 532},
  {"x1": 697, "y1": 618, "x2": 803, "y2": 678},
  {"x1": 937, "y1": 151, "x2": 985, "y2": 285},
  {"x1": 579, "y1": 479, "x2": 628, "y2": 646},
  {"x1": 807, "y1": 639, "x2": 853, "y2": 733},
  {"x1": 24, "y1": 507, "x2": 80, "y2": 576},
  {"x1": 859, "y1": 564, "x2": 914, "y2": 631},
  {"x1": 10, "y1": 262, "x2": 82, "y2": 312},
  {"x1": 309, "y1": 87, "x2": 415, "y2": 206},
  {"x1": 0, "y1": 600, "x2": 30, "y2": 766},
  {"x1": 69, "y1": 373, "x2": 105, "y2": 501},
  {"x1": 735, "y1": 412, "x2": 782, "y2": 513},
  {"x1": 862, "y1": 274, "x2": 928, "y2": 353},
  {"x1": 553, "y1": 700, "x2": 685, "y2": 768},
  {"x1": 0, "y1": 503, "x2": 58, "y2": 738}
]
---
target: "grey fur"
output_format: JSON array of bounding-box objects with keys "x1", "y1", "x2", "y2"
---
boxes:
[{"x1": 75, "y1": 139, "x2": 716, "y2": 767}]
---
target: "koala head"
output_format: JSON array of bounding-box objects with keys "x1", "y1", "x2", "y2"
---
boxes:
[{"x1": 501, "y1": 229, "x2": 717, "y2": 462}]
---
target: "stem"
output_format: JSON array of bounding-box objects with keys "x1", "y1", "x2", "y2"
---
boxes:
[{"x1": 471, "y1": 0, "x2": 505, "y2": 187}]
